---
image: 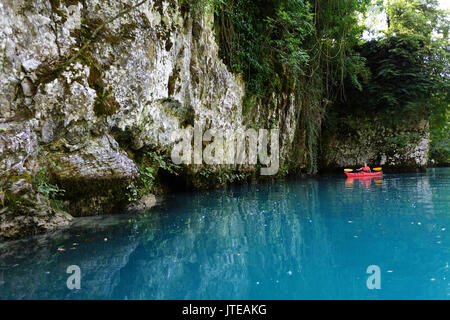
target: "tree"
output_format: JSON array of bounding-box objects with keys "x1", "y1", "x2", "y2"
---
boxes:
[{"x1": 384, "y1": 0, "x2": 449, "y2": 161}]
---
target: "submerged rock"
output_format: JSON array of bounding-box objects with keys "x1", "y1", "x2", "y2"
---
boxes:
[{"x1": 125, "y1": 194, "x2": 158, "y2": 213}]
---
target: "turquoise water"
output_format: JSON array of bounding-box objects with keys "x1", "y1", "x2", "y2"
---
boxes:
[{"x1": 0, "y1": 168, "x2": 449, "y2": 300}]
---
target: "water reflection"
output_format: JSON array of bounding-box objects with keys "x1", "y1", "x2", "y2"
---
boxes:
[
  {"x1": 0, "y1": 169, "x2": 449, "y2": 299},
  {"x1": 345, "y1": 176, "x2": 384, "y2": 189}
]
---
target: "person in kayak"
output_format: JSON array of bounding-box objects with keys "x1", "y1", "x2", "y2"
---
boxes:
[{"x1": 357, "y1": 163, "x2": 371, "y2": 173}]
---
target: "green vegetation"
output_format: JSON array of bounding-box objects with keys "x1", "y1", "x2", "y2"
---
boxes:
[
  {"x1": 193, "y1": 166, "x2": 250, "y2": 189},
  {"x1": 429, "y1": 91, "x2": 449, "y2": 164},
  {"x1": 179, "y1": 0, "x2": 450, "y2": 171},
  {"x1": 328, "y1": 0, "x2": 448, "y2": 161},
  {"x1": 184, "y1": 0, "x2": 448, "y2": 169},
  {"x1": 0, "y1": 168, "x2": 65, "y2": 215},
  {"x1": 34, "y1": 168, "x2": 65, "y2": 199},
  {"x1": 214, "y1": 167, "x2": 248, "y2": 185},
  {"x1": 126, "y1": 151, "x2": 182, "y2": 202},
  {"x1": 184, "y1": 0, "x2": 372, "y2": 173},
  {"x1": 30, "y1": 162, "x2": 67, "y2": 211},
  {"x1": 209, "y1": 0, "x2": 369, "y2": 98},
  {"x1": 337, "y1": 1, "x2": 448, "y2": 113}
]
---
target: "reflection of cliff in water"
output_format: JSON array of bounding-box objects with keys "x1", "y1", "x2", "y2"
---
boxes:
[
  {"x1": 0, "y1": 181, "x2": 339, "y2": 299},
  {"x1": 0, "y1": 172, "x2": 447, "y2": 299},
  {"x1": 0, "y1": 215, "x2": 140, "y2": 299},
  {"x1": 111, "y1": 180, "x2": 340, "y2": 299}
]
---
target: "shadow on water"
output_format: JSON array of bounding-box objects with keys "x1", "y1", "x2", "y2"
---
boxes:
[{"x1": 0, "y1": 168, "x2": 449, "y2": 299}]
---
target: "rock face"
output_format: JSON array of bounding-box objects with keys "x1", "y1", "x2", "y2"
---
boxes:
[
  {"x1": 0, "y1": 118, "x2": 73, "y2": 238},
  {"x1": 0, "y1": 0, "x2": 300, "y2": 239},
  {"x1": 319, "y1": 116, "x2": 430, "y2": 172}
]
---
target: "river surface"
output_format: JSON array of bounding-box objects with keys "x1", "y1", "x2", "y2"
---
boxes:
[{"x1": 0, "y1": 168, "x2": 449, "y2": 300}]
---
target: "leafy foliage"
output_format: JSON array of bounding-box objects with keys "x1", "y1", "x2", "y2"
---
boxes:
[
  {"x1": 327, "y1": 0, "x2": 449, "y2": 163},
  {"x1": 429, "y1": 91, "x2": 450, "y2": 164},
  {"x1": 186, "y1": 0, "x2": 448, "y2": 168},
  {"x1": 126, "y1": 151, "x2": 182, "y2": 202},
  {"x1": 206, "y1": 0, "x2": 370, "y2": 173},
  {"x1": 33, "y1": 168, "x2": 65, "y2": 199},
  {"x1": 336, "y1": 35, "x2": 444, "y2": 117},
  {"x1": 385, "y1": 0, "x2": 449, "y2": 40}
]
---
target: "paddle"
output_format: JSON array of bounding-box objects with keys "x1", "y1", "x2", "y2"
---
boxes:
[{"x1": 345, "y1": 167, "x2": 382, "y2": 172}]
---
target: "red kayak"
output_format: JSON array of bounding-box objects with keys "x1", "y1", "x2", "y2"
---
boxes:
[{"x1": 345, "y1": 171, "x2": 382, "y2": 178}]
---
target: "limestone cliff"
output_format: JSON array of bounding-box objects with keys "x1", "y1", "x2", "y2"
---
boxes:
[
  {"x1": 319, "y1": 115, "x2": 430, "y2": 173},
  {"x1": 0, "y1": 0, "x2": 300, "y2": 238}
]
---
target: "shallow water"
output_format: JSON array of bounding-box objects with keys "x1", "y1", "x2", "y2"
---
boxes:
[{"x1": 0, "y1": 168, "x2": 449, "y2": 300}]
